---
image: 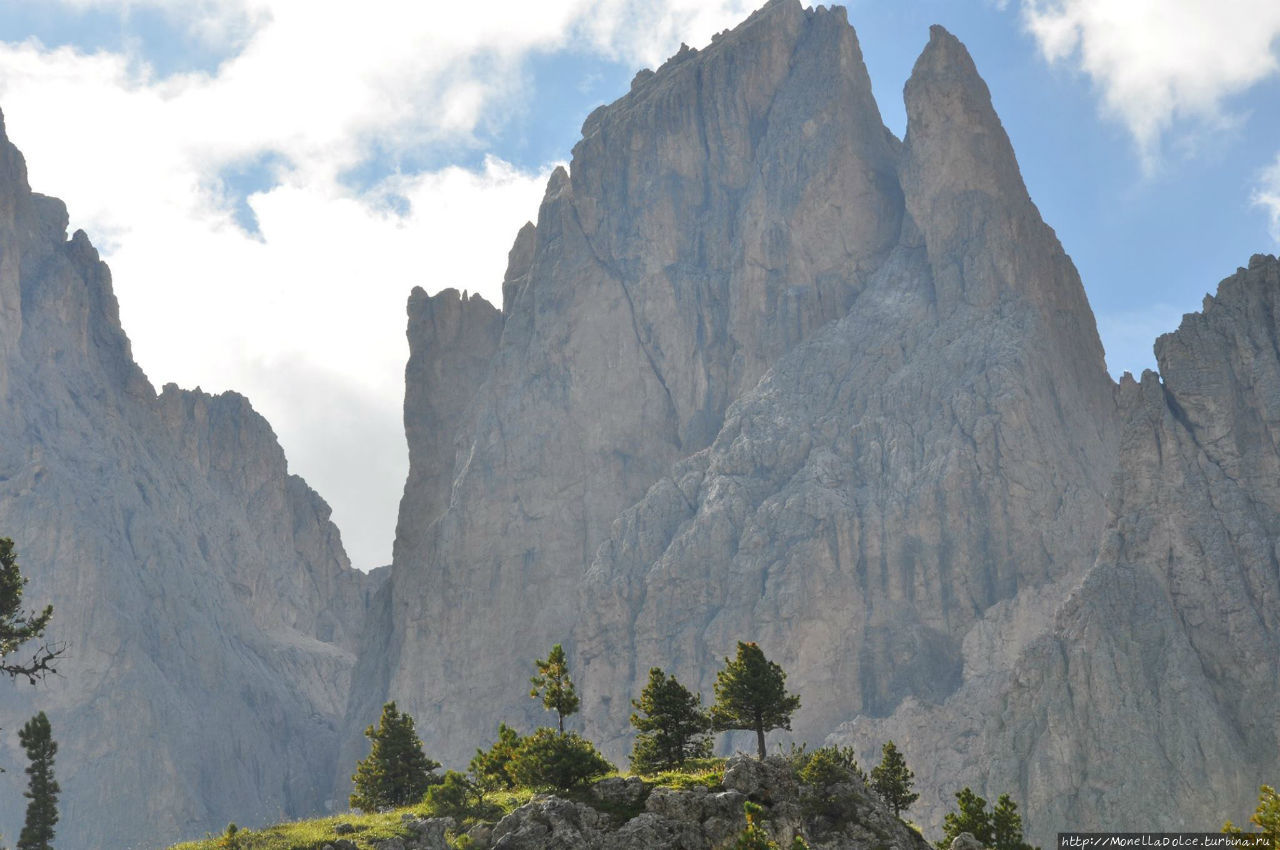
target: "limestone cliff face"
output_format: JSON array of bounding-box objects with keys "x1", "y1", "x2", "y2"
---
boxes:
[
  {"x1": 396, "y1": 287, "x2": 503, "y2": 552},
  {"x1": 575, "y1": 21, "x2": 1117, "y2": 765},
  {"x1": 0, "y1": 111, "x2": 380, "y2": 849},
  {"x1": 838, "y1": 257, "x2": 1280, "y2": 847},
  {"x1": 369, "y1": 4, "x2": 1275, "y2": 845},
  {"x1": 362, "y1": 0, "x2": 907, "y2": 769},
  {"x1": 1001, "y1": 255, "x2": 1280, "y2": 839}
]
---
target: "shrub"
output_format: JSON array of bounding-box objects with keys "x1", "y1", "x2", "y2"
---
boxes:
[
  {"x1": 796, "y1": 745, "x2": 865, "y2": 787},
  {"x1": 730, "y1": 800, "x2": 809, "y2": 849},
  {"x1": 424, "y1": 771, "x2": 492, "y2": 821},
  {"x1": 470, "y1": 723, "x2": 523, "y2": 791},
  {"x1": 507, "y1": 728, "x2": 613, "y2": 791}
]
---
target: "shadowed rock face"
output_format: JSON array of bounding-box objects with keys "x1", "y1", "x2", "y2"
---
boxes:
[{"x1": 0, "y1": 110, "x2": 380, "y2": 849}]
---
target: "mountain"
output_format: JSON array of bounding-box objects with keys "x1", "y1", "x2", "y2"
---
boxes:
[
  {"x1": 1, "y1": 0, "x2": 1276, "y2": 846},
  {"x1": 840, "y1": 254, "x2": 1280, "y2": 839},
  {"x1": 0, "y1": 110, "x2": 381, "y2": 848},
  {"x1": 362, "y1": 2, "x2": 1278, "y2": 847},
  {"x1": 354, "y1": 0, "x2": 908, "y2": 769}
]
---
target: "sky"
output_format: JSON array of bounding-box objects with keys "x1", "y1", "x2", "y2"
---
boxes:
[{"x1": 0, "y1": 0, "x2": 1277, "y2": 570}]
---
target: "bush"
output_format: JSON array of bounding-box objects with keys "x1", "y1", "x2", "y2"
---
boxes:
[
  {"x1": 470, "y1": 723, "x2": 522, "y2": 791},
  {"x1": 424, "y1": 771, "x2": 494, "y2": 821},
  {"x1": 730, "y1": 801, "x2": 809, "y2": 849},
  {"x1": 507, "y1": 728, "x2": 613, "y2": 791},
  {"x1": 796, "y1": 745, "x2": 865, "y2": 787}
]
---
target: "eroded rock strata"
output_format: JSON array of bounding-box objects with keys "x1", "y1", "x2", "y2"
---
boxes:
[
  {"x1": 370, "y1": 3, "x2": 1279, "y2": 846},
  {"x1": 0, "y1": 109, "x2": 380, "y2": 849}
]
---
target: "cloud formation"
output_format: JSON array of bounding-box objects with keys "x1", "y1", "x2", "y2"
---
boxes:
[
  {"x1": 1256, "y1": 154, "x2": 1280, "y2": 244},
  {"x1": 0, "y1": 0, "x2": 758, "y2": 568},
  {"x1": 1022, "y1": 0, "x2": 1280, "y2": 160}
]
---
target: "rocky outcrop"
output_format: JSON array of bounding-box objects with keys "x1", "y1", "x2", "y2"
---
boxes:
[
  {"x1": 397, "y1": 287, "x2": 503, "y2": 548},
  {"x1": 362, "y1": 0, "x2": 909, "y2": 771},
  {"x1": 0, "y1": 110, "x2": 381, "y2": 849},
  {"x1": 466, "y1": 756, "x2": 929, "y2": 850}
]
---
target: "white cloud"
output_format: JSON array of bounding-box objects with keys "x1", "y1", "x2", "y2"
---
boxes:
[
  {"x1": 0, "y1": 0, "x2": 760, "y2": 568},
  {"x1": 1021, "y1": 0, "x2": 1280, "y2": 163},
  {"x1": 1255, "y1": 153, "x2": 1280, "y2": 244}
]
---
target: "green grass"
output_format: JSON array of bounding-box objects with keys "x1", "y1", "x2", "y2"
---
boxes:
[
  {"x1": 479, "y1": 785, "x2": 535, "y2": 817},
  {"x1": 169, "y1": 759, "x2": 729, "y2": 850},
  {"x1": 637, "y1": 757, "x2": 727, "y2": 791},
  {"x1": 169, "y1": 809, "x2": 422, "y2": 850}
]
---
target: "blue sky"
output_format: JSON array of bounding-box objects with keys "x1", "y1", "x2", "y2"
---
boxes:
[{"x1": 0, "y1": 0, "x2": 1277, "y2": 569}]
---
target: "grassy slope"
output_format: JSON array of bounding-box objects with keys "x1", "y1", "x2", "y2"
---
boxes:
[{"x1": 168, "y1": 760, "x2": 726, "y2": 850}]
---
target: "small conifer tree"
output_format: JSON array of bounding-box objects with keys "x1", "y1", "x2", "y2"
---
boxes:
[
  {"x1": 0, "y1": 538, "x2": 62, "y2": 683},
  {"x1": 938, "y1": 788, "x2": 1039, "y2": 850},
  {"x1": 992, "y1": 794, "x2": 1036, "y2": 850},
  {"x1": 506, "y1": 728, "x2": 612, "y2": 790},
  {"x1": 17, "y1": 711, "x2": 59, "y2": 850},
  {"x1": 629, "y1": 667, "x2": 712, "y2": 772},
  {"x1": 424, "y1": 770, "x2": 484, "y2": 820},
  {"x1": 470, "y1": 723, "x2": 523, "y2": 791},
  {"x1": 733, "y1": 800, "x2": 777, "y2": 850},
  {"x1": 870, "y1": 740, "x2": 919, "y2": 817},
  {"x1": 350, "y1": 701, "x2": 440, "y2": 812},
  {"x1": 938, "y1": 787, "x2": 993, "y2": 849},
  {"x1": 730, "y1": 801, "x2": 809, "y2": 849},
  {"x1": 1224, "y1": 785, "x2": 1280, "y2": 849},
  {"x1": 709, "y1": 642, "x2": 800, "y2": 760},
  {"x1": 530, "y1": 644, "x2": 579, "y2": 733}
]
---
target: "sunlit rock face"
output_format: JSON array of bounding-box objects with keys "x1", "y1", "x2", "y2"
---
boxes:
[
  {"x1": 0, "y1": 109, "x2": 381, "y2": 850},
  {"x1": 371, "y1": 0, "x2": 1280, "y2": 843},
  {"x1": 358, "y1": 0, "x2": 907, "y2": 773},
  {"x1": 845, "y1": 255, "x2": 1280, "y2": 845}
]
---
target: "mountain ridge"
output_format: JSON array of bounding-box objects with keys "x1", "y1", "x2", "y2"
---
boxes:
[
  {"x1": 0, "y1": 107, "x2": 382, "y2": 849},
  {"x1": 0, "y1": 2, "x2": 1276, "y2": 847}
]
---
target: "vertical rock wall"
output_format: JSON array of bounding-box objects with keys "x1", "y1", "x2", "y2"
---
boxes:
[{"x1": 0, "y1": 110, "x2": 381, "y2": 849}]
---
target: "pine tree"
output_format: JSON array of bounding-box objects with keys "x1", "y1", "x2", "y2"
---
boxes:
[
  {"x1": 629, "y1": 667, "x2": 712, "y2": 772},
  {"x1": 870, "y1": 740, "x2": 919, "y2": 817},
  {"x1": 530, "y1": 644, "x2": 579, "y2": 733},
  {"x1": 17, "y1": 711, "x2": 59, "y2": 850},
  {"x1": 350, "y1": 701, "x2": 440, "y2": 812},
  {"x1": 709, "y1": 642, "x2": 801, "y2": 760},
  {"x1": 1224, "y1": 785, "x2": 1279, "y2": 849},
  {"x1": 470, "y1": 723, "x2": 523, "y2": 791},
  {"x1": 992, "y1": 794, "x2": 1036, "y2": 850},
  {"x1": 938, "y1": 788, "x2": 1039, "y2": 850},
  {"x1": 0, "y1": 538, "x2": 61, "y2": 683},
  {"x1": 937, "y1": 787, "x2": 993, "y2": 849}
]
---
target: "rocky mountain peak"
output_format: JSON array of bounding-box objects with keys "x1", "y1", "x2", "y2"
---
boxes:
[
  {"x1": 0, "y1": 108, "x2": 380, "y2": 847},
  {"x1": 397, "y1": 285, "x2": 502, "y2": 555}
]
